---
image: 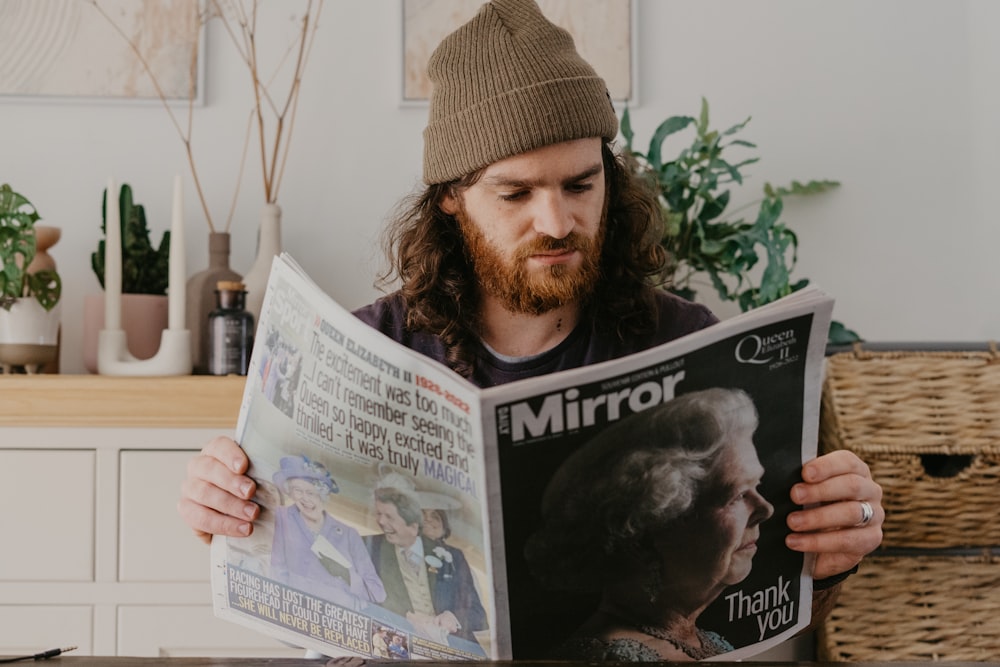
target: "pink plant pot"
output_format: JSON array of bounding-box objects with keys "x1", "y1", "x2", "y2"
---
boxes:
[{"x1": 82, "y1": 293, "x2": 169, "y2": 374}]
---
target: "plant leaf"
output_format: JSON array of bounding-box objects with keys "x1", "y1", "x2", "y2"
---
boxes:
[
  {"x1": 697, "y1": 97, "x2": 710, "y2": 135},
  {"x1": 621, "y1": 106, "x2": 635, "y2": 151},
  {"x1": 767, "y1": 179, "x2": 841, "y2": 198},
  {"x1": 829, "y1": 320, "x2": 862, "y2": 344},
  {"x1": 647, "y1": 115, "x2": 695, "y2": 171}
]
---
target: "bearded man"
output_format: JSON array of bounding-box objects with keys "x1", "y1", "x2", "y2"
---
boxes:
[{"x1": 180, "y1": 0, "x2": 883, "y2": 659}]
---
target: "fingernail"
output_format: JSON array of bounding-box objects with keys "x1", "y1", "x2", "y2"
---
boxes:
[
  {"x1": 239, "y1": 481, "x2": 253, "y2": 498},
  {"x1": 785, "y1": 535, "x2": 802, "y2": 549},
  {"x1": 244, "y1": 503, "x2": 257, "y2": 519},
  {"x1": 233, "y1": 459, "x2": 244, "y2": 473},
  {"x1": 237, "y1": 522, "x2": 251, "y2": 536}
]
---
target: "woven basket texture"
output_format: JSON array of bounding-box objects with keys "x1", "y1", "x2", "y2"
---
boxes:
[
  {"x1": 818, "y1": 553, "x2": 1000, "y2": 661},
  {"x1": 820, "y1": 349, "x2": 1000, "y2": 548}
]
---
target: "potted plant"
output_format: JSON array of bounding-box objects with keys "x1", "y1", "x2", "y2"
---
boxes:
[
  {"x1": 82, "y1": 183, "x2": 171, "y2": 373},
  {"x1": 621, "y1": 98, "x2": 859, "y2": 344},
  {"x1": 0, "y1": 183, "x2": 62, "y2": 373}
]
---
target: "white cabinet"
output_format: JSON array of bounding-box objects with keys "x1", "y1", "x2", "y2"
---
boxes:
[{"x1": 0, "y1": 376, "x2": 302, "y2": 658}]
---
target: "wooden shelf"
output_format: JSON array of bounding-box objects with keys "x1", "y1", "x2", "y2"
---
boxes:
[{"x1": 0, "y1": 374, "x2": 246, "y2": 428}]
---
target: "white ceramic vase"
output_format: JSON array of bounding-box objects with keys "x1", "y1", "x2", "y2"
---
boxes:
[{"x1": 242, "y1": 202, "x2": 282, "y2": 326}]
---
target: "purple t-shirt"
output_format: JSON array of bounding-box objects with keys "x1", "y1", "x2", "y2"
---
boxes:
[{"x1": 352, "y1": 291, "x2": 717, "y2": 387}]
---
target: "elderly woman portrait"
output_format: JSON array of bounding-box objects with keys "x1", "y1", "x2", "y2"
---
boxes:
[
  {"x1": 269, "y1": 455, "x2": 386, "y2": 607},
  {"x1": 524, "y1": 387, "x2": 774, "y2": 661}
]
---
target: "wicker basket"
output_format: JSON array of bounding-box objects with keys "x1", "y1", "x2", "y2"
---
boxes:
[
  {"x1": 820, "y1": 348, "x2": 1000, "y2": 548},
  {"x1": 818, "y1": 552, "x2": 1000, "y2": 661}
]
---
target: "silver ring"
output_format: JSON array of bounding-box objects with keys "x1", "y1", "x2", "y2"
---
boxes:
[{"x1": 855, "y1": 500, "x2": 874, "y2": 527}]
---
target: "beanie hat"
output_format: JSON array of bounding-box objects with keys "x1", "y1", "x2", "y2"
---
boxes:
[{"x1": 422, "y1": 0, "x2": 619, "y2": 184}]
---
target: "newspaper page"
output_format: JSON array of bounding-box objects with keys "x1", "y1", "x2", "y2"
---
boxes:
[
  {"x1": 479, "y1": 286, "x2": 832, "y2": 660},
  {"x1": 212, "y1": 253, "x2": 832, "y2": 661},
  {"x1": 212, "y1": 255, "x2": 497, "y2": 660}
]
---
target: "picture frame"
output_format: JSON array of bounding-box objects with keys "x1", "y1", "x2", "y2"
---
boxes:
[
  {"x1": 401, "y1": 0, "x2": 636, "y2": 106},
  {"x1": 0, "y1": 0, "x2": 204, "y2": 105}
]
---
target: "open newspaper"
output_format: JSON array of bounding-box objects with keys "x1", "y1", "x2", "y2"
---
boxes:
[{"x1": 212, "y1": 253, "x2": 833, "y2": 661}]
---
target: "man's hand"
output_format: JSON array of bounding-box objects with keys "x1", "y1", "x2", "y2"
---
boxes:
[
  {"x1": 177, "y1": 436, "x2": 259, "y2": 544},
  {"x1": 785, "y1": 449, "x2": 884, "y2": 579}
]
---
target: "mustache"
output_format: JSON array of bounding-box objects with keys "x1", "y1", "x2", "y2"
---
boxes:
[{"x1": 514, "y1": 233, "x2": 591, "y2": 259}]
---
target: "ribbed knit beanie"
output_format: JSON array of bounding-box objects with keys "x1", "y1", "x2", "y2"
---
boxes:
[{"x1": 422, "y1": 0, "x2": 619, "y2": 184}]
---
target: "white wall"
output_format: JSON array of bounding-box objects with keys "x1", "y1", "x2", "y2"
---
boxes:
[{"x1": 4, "y1": 0, "x2": 998, "y2": 374}]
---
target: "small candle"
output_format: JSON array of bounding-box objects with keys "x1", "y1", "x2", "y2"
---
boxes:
[
  {"x1": 104, "y1": 178, "x2": 122, "y2": 330},
  {"x1": 168, "y1": 174, "x2": 186, "y2": 330}
]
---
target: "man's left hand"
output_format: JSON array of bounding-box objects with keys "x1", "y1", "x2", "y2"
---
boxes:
[{"x1": 785, "y1": 449, "x2": 884, "y2": 580}]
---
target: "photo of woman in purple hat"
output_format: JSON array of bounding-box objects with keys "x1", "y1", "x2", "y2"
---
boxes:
[{"x1": 270, "y1": 455, "x2": 387, "y2": 607}]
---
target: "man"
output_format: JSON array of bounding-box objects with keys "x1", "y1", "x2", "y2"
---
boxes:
[
  {"x1": 179, "y1": 0, "x2": 883, "y2": 658},
  {"x1": 366, "y1": 487, "x2": 487, "y2": 644}
]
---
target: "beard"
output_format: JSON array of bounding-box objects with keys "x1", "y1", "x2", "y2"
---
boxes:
[{"x1": 457, "y1": 208, "x2": 605, "y2": 316}]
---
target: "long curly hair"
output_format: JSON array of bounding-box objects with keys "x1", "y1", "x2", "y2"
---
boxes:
[{"x1": 378, "y1": 142, "x2": 669, "y2": 378}]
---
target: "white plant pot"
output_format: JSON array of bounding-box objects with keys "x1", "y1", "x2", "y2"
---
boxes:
[{"x1": 0, "y1": 298, "x2": 61, "y2": 372}]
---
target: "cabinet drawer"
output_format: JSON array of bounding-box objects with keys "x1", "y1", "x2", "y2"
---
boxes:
[
  {"x1": 0, "y1": 450, "x2": 95, "y2": 581},
  {"x1": 119, "y1": 450, "x2": 208, "y2": 582}
]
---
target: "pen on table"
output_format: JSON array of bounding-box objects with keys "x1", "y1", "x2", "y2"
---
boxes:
[{"x1": 0, "y1": 646, "x2": 77, "y2": 663}]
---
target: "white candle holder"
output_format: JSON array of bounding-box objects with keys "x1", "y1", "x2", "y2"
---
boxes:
[
  {"x1": 97, "y1": 174, "x2": 192, "y2": 376},
  {"x1": 97, "y1": 328, "x2": 193, "y2": 376}
]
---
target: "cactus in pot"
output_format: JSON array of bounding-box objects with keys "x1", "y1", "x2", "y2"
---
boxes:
[
  {"x1": 83, "y1": 183, "x2": 172, "y2": 372},
  {"x1": 92, "y1": 183, "x2": 170, "y2": 295}
]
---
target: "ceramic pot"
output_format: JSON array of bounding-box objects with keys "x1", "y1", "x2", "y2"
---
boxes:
[
  {"x1": 0, "y1": 298, "x2": 61, "y2": 373},
  {"x1": 27, "y1": 225, "x2": 61, "y2": 274},
  {"x1": 26, "y1": 225, "x2": 62, "y2": 373},
  {"x1": 82, "y1": 293, "x2": 169, "y2": 374}
]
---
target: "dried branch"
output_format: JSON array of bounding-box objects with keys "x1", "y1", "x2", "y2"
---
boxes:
[
  {"x1": 273, "y1": 3, "x2": 323, "y2": 199},
  {"x1": 87, "y1": 0, "x2": 218, "y2": 232},
  {"x1": 89, "y1": 0, "x2": 324, "y2": 227},
  {"x1": 210, "y1": 0, "x2": 324, "y2": 203}
]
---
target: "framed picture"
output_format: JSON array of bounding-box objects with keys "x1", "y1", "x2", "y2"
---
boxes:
[
  {"x1": 401, "y1": 0, "x2": 635, "y2": 104},
  {"x1": 0, "y1": 0, "x2": 203, "y2": 104}
]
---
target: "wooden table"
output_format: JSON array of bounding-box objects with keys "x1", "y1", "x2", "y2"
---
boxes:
[{"x1": 7, "y1": 660, "x2": 998, "y2": 667}]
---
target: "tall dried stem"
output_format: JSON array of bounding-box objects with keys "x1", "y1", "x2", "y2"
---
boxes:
[
  {"x1": 87, "y1": 0, "x2": 220, "y2": 232},
  {"x1": 211, "y1": 0, "x2": 324, "y2": 204},
  {"x1": 88, "y1": 0, "x2": 324, "y2": 231}
]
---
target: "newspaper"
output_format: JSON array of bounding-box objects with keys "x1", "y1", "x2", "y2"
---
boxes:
[{"x1": 212, "y1": 252, "x2": 833, "y2": 661}]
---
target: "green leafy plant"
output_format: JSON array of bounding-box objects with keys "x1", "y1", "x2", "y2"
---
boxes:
[
  {"x1": 621, "y1": 98, "x2": 859, "y2": 344},
  {"x1": 91, "y1": 183, "x2": 170, "y2": 295},
  {"x1": 0, "y1": 184, "x2": 61, "y2": 311}
]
